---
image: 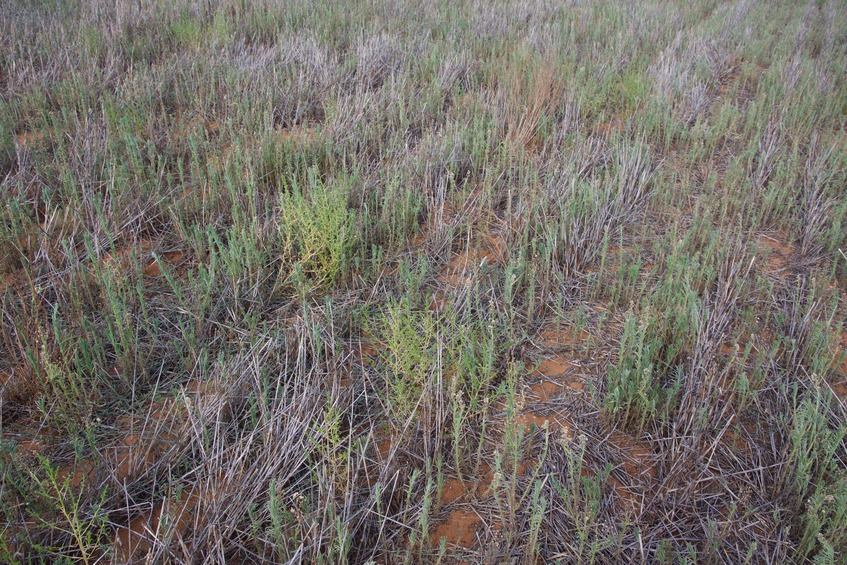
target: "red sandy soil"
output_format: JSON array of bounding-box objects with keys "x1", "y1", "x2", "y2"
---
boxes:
[
  {"x1": 755, "y1": 231, "x2": 796, "y2": 277},
  {"x1": 429, "y1": 507, "x2": 482, "y2": 549}
]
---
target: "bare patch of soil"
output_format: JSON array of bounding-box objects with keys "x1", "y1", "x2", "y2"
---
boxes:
[
  {"x1": 56, "y1": 459, "x2": 97, "y2": 490},
  {"x1": 0, "y1": 366, "x2": 37, "y2": 410},
  {"x1": 101, "y1": 242, "x2": 153, "y2": 273},
  {"x1": 512, "y1": 411, "x2": 571, "y2": 436},
  {"x1": 15, "y1": 130, "x2": 45, "y2": 147},
  {"x1": 595, "y1": 112, "x2": 628, "y2": 137},
  {"x1": 113, "y1": 504, "x2": 163, "y2": 563},
  {"x1": 277, "y1": 124, "x2": 319, "y2": 145},
  {"x1": 376, "y1": 438, "x2": 393, "y2": 462},
  {"x1": 437, "y1": 249, "x2": 496, "y2": 288},
  {"x1": 832, "y1": 380, "x2": 847, "y2": 402},
  {"x1": 353, "y1": 340, "x2": 380, "y2": 361},
  {"x1": 527, "y1": 353, "x2": 583, "y2": 401},
  {"x1": 144, "y1": 252, "x2": 184, "y2": 277},
  {"x1": 723, "y1": 426, "x2": 754, "y2": 455},
  {"x1": 755, "y1": 231, "x2": 795, "y2": 276},
  {"x1": 429, "y1": 507, "x2": 481, "y2": 549},
  {"x1": 529, "y1": 380, "x2": 560, "y2": 402},
  {"x1": 605, "y1": 430, "x2": 657, "y2": 512},
  {"x1": 608, "y1": 430, "x2": 656, "y2": 481},
  {"x1": 834, "y1": 331, "x2": 847, "y2": 401},
  {"x1": 537, "y1": 326, "x2": 590, "y2": 348},
  {"x1": 533, "y1": 357, "x2": 573, "y2": 378},
  {"x1": 440, "y1": 477, "x2": 468, "y2": 505},
  {"x1": 113, "y1": 489, "x2": 201, "y2": 563},
  {"x1": 109, "y1": 432, "x2": 173, "y2": 485}
]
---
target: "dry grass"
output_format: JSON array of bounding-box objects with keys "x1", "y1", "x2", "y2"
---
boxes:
[{"x1": 2, "y1": 0, "x2": 847, "y2": 563}]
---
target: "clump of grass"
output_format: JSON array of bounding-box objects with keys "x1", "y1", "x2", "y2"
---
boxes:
[{"x1": 497, "y1": 48, "x2": 563, "y2": 150}]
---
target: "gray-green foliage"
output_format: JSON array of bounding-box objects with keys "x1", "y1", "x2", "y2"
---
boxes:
[{"x1": 2, "y1": 0, "x2": 847, "y2": 562}]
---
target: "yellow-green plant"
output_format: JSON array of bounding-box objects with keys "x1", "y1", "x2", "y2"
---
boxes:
[{"x1": 278, "y1": 168, "x2": 356, "y2": 291}]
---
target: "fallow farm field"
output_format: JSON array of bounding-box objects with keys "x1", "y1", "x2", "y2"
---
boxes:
[{"x1": 2, "y1": 0, "x2": 847, "y2": 563}]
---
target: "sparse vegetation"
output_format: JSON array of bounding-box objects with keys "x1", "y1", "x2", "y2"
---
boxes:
[{"x1": 2, "y1": 0, "x2": 847, "y2": 563}]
